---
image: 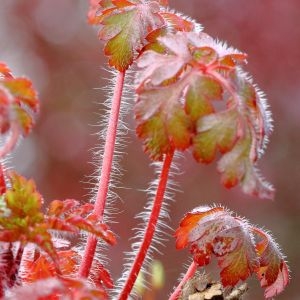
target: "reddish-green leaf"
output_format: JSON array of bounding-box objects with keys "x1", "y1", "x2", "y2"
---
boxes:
[
  {"x1": 193, "y1": 109, "x2": 240, "y2": 163},
  {"x1": 97, "y1": 0, "x2": 165, "y2": 71},
  {"x1": 252, "y1": 227, "x2": 290, "y2": 299},
  {"x1": 46, "y1": 199, "x2": 116, "y2": 246},
  {"x1": 175, "y1": 206, "x2": 258, "y2": 287},
  {"x1": 135, "y1": 31, "x2": 273, "y2": 198},
  {"x1": 185, "y1": 75, "x2": 222, "y2": 122},
  {"x1": 0, "y1": 62, "x2": 39, "y2": 157},
  {"x1": 175, "y1": 206, "x2": 289, "y2": 298},
  {"x1": 217, "y1": 133, "x2": 275, "y2": 199},
  {"x1": 2, "y1": 78, "x2": 38, "y2": 111},
  {"x1": 136, "y1": 75, "x2": 193, "y2": 160}
]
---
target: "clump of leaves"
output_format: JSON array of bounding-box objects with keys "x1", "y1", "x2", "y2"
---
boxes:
[
  {"x1": 175, "y1": 205, "x2": 289, "y2": 299},
  {"x1": 0, "y1": 62, "x2": 39, "y2": 157},
  {"x1": 0, "y1": 172, "x2": 115, "y2": 297},
  {"x1": 135, "y1": 31, "x2": 274, "y2": 199}
]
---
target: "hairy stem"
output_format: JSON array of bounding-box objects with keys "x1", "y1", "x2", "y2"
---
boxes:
[
  {"x1": 169, "y1": 261, "x2": 198, "y2": 300},
  {"x1": 118, "y1": 151, "x2": 174, "y2": 300},
  {"x1": 78, "y1": 70, "x2": 125, "y2": 278}
]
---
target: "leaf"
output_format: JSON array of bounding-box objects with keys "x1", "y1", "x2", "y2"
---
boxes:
[
  {"x1": 46, "y1": 199, "x2": 116, "y2": 246},
  {"x1": 7, "y1": 277, "x2": 108, "y2": 300},
  {"x1": 136, "y1": 75, "x2": 193, "y2": 160},
  {"x1": 22, "y1": 250, "x2": 79, "y2": 283},
  {"x1": 185, "y1": 75, "x2": 222, "y2": 122},
  {"x1": 217, "y1": 133, "x2": 275, "y2": 199},
  {"x1": 0, "y1": 173, "x2": 59, "y2": 265},
  {"x1": 0, "y1": 63, "x2": 39, "y2": 157},
  {"x1": 160, "y1": 12, "x2": 195, "y2": 32},
  {"x1": 90, "y1": 260, "x2": 114, "y2": 289},
  {"x1": 1, "y1": 78, "x2": 39, "y2": 111},
  {"x1": 193, "y1": 109, "x2": 240, "y2": 163},
  {"x1": 252, "y1": 227, "x2": 290, "y2": 299},
  {"x1": 0, "y1": 62, "x2": 12, "y2": 78},
  {"x1": 136, "y1": 31, "x2": 273, "y2": 199},
  {"x1": 175, "y1": 206, "x2": 258, "y2": 287},
  {"x1": 97, "y1": 0, "x2": 165, "y2": 71}
]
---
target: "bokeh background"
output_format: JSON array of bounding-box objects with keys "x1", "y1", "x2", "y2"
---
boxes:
[{"x1": 0, "y1": 1, "x2": 299, "y2": 299}]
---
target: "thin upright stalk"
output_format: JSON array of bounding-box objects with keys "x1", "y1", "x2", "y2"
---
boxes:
[
  {"x1": 78, "y1": 70, "x2": 125, "y2": 278},
  {"x1": 118, "y1": 151, "x2": 174, "y2": 300},
  {"x1": 169, "y1": 261, "x2": 198, "y2": 300}
]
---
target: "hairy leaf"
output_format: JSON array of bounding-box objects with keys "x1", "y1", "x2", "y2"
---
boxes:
[
  {"x1": 217, "y1": 132, "x2": 274, "y2": 199},
  {"x1": 175, "y1": 206, "x2": 258, "y2": 287},
  {"x1": 252, "y1": 227, "x2": 290, "y2": 299},
  {"x1": 136, "y1": 31, "x2": 273, "y2": 199},
  {"x1": 136, "y1": 73, "x2": 196, "y2": 159},
  {"x1": 193, "y1": 109, "x2": 240, "y2": 163},
  {"x1": 175, "y1": 206, "x2": 289, "y2": 298},
  {"x1": 96, "y1": 0, "x2": 165, "y2": 71}
]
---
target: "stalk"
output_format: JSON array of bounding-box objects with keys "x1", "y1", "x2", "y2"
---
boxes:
[
  {"x1": 78, "y1": 70, "x2": 125, "y2": 278},
  {"x1": 118, "y1": 150, "x2": 174, "y2": 300},
  {"x1": 169, "y1": 261, "x2": 198, "y2": 300}
]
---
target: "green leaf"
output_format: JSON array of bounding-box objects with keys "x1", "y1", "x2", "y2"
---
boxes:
[
  {"x1": 136, "y1": 75, "x2": 192, "y2": 160},
  {"x1": 98, "y1": 0, "x2": 165, "y2": 71},
  {"x1": 185, "y1": 75, "x2": 222, "y2": 122},
  {"x1": 193, "y1": 109, "x2": 240, "y2": 163}
]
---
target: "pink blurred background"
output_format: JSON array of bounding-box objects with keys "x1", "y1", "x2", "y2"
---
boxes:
[{"x1": 0, "y1": 1, "x2": 299, "y2": 299}]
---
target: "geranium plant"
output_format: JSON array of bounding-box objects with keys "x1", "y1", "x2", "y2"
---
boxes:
[{"x1": 0, "y1": 1, "x2": 290, "y2": 299}]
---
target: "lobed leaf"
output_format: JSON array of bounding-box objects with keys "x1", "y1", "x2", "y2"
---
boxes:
[
  {"x1": 193, "y1": 109, "x2": 240, "y2": 163},
  {"x1": 175, "y1": 206, "x2": 258, "y2": 287},
  {"x1": 46, "y1": 199, "x2": 116, "y2": 246},
  {"x1": 252, "y1": 227, "x2": 290, "y2": 299},
  {"x1": 135, "y1": 31, "x2": 273, "y2": 199},
  {"x1": 0, "y1": 62, "x2": 39, "y2": 157},
  {"x1": 96, "y1": 0, "x2": 165, "y2": 71},
  {"x1": 217, "y1": 132, "x2": 275, "y2": 199},
  {"x1": 175, "y1": 206, "x2": 290, "y2": 298}
]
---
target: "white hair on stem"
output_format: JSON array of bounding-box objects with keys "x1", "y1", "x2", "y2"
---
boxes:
[
  {"x1": 112, "y1": 151, "x2": 182, "y2": 298},
  {"x1": 78, "y1": 67, "x2": 134, "y2": 280}
]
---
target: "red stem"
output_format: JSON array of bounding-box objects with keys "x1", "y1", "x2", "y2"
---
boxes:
[
  {"x1": 169, "y1": 261, "x2": 198, "y2": 300},
  {"x1": 118, "y1": 151, "x2": 174, "y2": 300},
  {"x1": 78, "y1": 71, "x2": 125, "y2": 278}
]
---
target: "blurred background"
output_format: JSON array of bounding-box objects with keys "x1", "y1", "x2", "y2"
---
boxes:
[{"x1": 0, "y1": 0, "x2": 299, "y2": 299}]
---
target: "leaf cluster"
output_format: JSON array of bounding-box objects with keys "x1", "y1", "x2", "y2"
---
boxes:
[{"x1": 175, "y1": 206, "x2": 289, "y2": 299}]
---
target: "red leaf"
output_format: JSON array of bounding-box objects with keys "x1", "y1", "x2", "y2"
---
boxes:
[
  {"x1": 0, "y1": 64, "x2": 39, "y2": 157},
  {"x1": 252, "y1": 227, "x2": 290, "y2": 299},
  {"x1": 175, "y1": 206, "x2": 258, "y2": 287},
  {"x1": 91, "y1": 261, "x2": 114, "y2": 289},
  {"x1": 160, "y1": 12, "x2": 194, "y2": 32},
  {"x1": 0, "y1": 62, "x2": 12, "y2": 78}
]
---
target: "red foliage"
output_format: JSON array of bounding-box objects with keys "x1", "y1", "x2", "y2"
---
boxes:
[
  {"x1": 175, "y1": 206, "x2": 289, "y2": 298},
  {"x1": 0, "y1": 62, "x2": 39, "y2": 158}
]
